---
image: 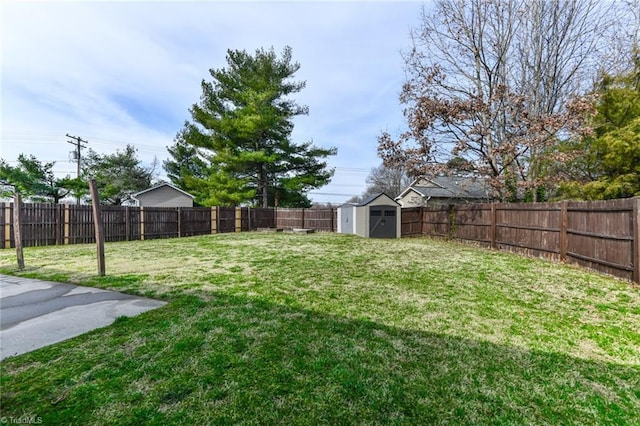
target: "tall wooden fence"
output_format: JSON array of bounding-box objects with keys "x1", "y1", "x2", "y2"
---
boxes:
[
  {"x1": 401, "y1": 198, "x2": 640, "y2": 284},
  {"x1": 0, "y1": 204, "x2": 337, "y2": 249},
  {"x1": 3, "y1": 199, "x2": 638, "y2": 284}
]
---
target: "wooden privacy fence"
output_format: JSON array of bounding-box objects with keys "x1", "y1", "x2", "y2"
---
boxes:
[
  {"x1": 3, "y1": 199, "x2": 638, "y2": 283},
  {"x1": 402, "y1": 197, "x2": 640, "y2": 284},
  {"x1": 0, "y1": 204, "x2": 337, "y2": 249}
]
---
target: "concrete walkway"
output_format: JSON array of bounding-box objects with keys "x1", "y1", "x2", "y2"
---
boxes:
[{"x1": 0, "y1": 275, "x2": 166, "y2": 360}]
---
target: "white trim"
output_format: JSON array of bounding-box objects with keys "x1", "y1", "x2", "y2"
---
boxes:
[
  {"x1": 395, "y1": 179, "x2": 432, "y2": 200},
  {"x1": 359, "y1": 193, "x2": 401, "y2": 207},
  {"x1": 396, "y1": 176, "x2": 491, "y2": 201},
  {"x1": 394, "y1": 187, "x2": 427, "y2": 201}
]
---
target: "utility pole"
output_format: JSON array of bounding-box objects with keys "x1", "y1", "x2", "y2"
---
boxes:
[{"x1": 66, "y1": 134, "x2": 88, "y2": 204}]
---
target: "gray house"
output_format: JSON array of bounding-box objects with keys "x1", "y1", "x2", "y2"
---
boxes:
[
  {"x1": 131, "y1": 183, "x2": 195, "y2": 207},
  {"x1": 395, "y1": 176, "x2": 493, "y2": 207}
]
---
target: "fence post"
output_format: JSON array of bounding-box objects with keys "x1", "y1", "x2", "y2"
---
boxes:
[
  {"x1": 89, "y1": 180, "x2": 105, "y2": 276},
  {"x1": 447, "y1": 204, "x2": 456, "y2": 239},
  {"x1": 55, "y1": 204, "x2": 62, "y2": 245},
  {"x1": 301, "y1": 208, "x2": 305, "y2": 229},
  {"x1": 274, "y1": 207, "x2": 278, "y2": 229},
  {"x1": 64, "y1": 205, "x2": 70, "y2": 245},
  {"x1": 235, "y1": 207, "x2": 242, "y2": 232},
  {"x1": 211, "y1": 207, "x2": 218, "y2": 234},
  {"x1": 490, "y1": 203, "x2": 497, "y2": 249},
  {"x1": 331, "y1": 208, "x2": 335, "y2": 232},
  {"x1": 13, "y1": 194, "x2": 25, "y2": 270},
  {"x1": 177, "y1": 207, "x2": 182, "y2": 238},
  {"x1": 4, "y1": 202, "x2": 11, "y2": 249},
  {"x1": 125, "y1": 207, "x2": 131, "y2": 241},
  {"x1": 633, "y1": 198, "x2": 639, "y2": 284},
  {"x1": 560, "y1": 201, "x2": 568, "y2": 262},
  {"x1": 140, "y1": 207, "x2": 145, "y2": 241}
]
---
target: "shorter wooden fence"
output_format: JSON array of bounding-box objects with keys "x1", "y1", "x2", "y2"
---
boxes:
[
  {"x1": 0, "y1": 205, "x2": 337, "y2": 249},
  {"x1": 402, "y1": 198, "x2": 640, "y2": 284}
]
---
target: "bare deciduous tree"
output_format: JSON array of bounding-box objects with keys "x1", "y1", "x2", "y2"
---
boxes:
[
  {"x1": 378, "y1": 0, "x2": 621, "y2": 201},
  {"x1": 602, "y1": 0, "x2": 640, "y2": 76},
  {"x1": 363, "y1": 164, "x2": 411, "y2": 198}
]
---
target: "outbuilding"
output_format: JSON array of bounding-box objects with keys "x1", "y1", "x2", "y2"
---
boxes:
[
  {"x1": 130, "y1": 183, "x2": 195, "y2": 208},
  {"x1": 337, "y1": 193, "x2": 401, "y2": 238}
]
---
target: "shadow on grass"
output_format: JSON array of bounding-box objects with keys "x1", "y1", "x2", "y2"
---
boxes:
[
  {"x1": 1, "y1": 292, "x2": 639, "y2": 425},
  {"x1": 0, "y1": 267, "x2": 159, "y2": 300}
]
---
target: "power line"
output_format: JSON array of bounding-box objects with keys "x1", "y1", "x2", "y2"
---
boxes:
[
  {"x1": 66, "y1": 133, "x2": 88, "y2": 179},
  {"x1": 66, "y1": 134, "x2": 88, "y2": 205},
  {"x1": 307, "y1": 192, "x2": 355, "y2": 197}
]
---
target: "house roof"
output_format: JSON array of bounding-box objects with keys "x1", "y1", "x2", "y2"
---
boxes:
[
  {"x1": 132, "y1": 183, "x2": 195, "y2": 199},
  {"x1": 357, "y1": 193, "x2": 400, "y2": 207},
  {"x1": 396, "y1": 176, "x2": 491, "y2": 201}
]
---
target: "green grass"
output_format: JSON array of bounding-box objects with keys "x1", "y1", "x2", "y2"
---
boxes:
[{"x1": 1, "y1": 233, "x2": 639, "y2": 424}]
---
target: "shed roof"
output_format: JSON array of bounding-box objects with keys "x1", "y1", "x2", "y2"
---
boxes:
[{"x1": 357, "y1": 193, "x2": 400, "y2": 207}]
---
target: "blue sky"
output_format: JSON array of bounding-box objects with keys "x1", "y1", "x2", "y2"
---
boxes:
[{"x1": 1, "y1": 1, "x2": 425, "y2": 204}]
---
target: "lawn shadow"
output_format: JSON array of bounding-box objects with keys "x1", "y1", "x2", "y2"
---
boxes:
[{"x1": 1, "y1": 291, "x2": 639, "y2": 425}]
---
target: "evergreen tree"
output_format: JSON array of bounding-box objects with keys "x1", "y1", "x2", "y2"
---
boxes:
[
  {"x1": 165, "y1": 46, "x2": 336, "y2": 207},
  {"x1": 557, "y1": 52, "x2": 640, "y2": 199},
  {"x1": 0, "y1": 154, "x2": 84, "y2": 203},
  {"x1": 163, "y1": 125, "x2": 208, "y2": 194},
  {"x1": 82, "y1": 145, "x2": 155, "y2": 205}
]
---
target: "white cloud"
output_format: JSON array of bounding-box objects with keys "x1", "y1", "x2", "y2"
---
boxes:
[{"x1": 1, "y1": 1, "x2": 423, "y2": 203}]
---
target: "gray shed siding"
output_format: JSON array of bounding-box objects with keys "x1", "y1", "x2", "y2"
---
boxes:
[
  {"x1": 136, "y1": 186, "x2": 193, "y2": 207},
  {"x1": 355, "y1": 195, "x2": 401, "y2": 238}
]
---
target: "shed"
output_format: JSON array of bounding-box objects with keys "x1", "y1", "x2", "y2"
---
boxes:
[
  {"x1": 338, "y1": 193, "x2": 401, "y2": 238},
  {"x1": 131, "y1": 183, "x2": 195, "y2": 207},
  {"x1": 337, "y1": 202, "x2": 357, "y2": 235}
]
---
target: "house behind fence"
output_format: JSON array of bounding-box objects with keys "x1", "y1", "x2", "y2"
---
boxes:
[{"x1": 129, "y1": 183, "x2": 195, "y2": 207}]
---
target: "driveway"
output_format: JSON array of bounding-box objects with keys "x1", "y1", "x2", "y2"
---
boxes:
[{"x1": 0, "y1": 275, "x2": 166, "y2": 360}]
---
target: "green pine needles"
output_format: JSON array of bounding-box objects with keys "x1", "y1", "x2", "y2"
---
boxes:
[{"x1": 164, "y1": 47, "x2": 337, "y2": 207}]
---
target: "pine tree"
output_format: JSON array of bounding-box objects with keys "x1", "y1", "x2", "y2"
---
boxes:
[
  {"x1": 0, "y1": 154, "x2": 84, "y2": 203},
  {"x1": 163, "y1": 125, "x2": 208, "y2": 194},
  {"x1": 165, "y1": 46, "x2": 336, "y2": 207},
  {"x1": 557, "y1": 52, "x2": 640, "y2": 199},
  {"x1": 82, "y1": 145, "x2": 155, "y2": 205}
]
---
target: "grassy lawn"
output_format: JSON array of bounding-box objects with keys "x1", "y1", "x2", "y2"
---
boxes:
[{"x1": 1, "y1": 232, "x2": 639, "y2": 424}]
